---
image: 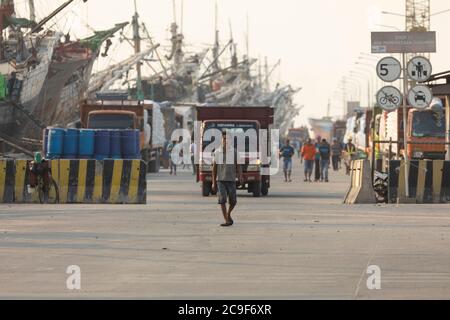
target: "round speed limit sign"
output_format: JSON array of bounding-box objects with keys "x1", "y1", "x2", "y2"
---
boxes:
[{"x1": 376, "y1": 57, "x2": 402, "y2": 82}]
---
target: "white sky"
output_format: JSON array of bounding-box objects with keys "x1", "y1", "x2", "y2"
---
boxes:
[{"x1": 21, "y1": 0, "x2": 450, "y2": 126}]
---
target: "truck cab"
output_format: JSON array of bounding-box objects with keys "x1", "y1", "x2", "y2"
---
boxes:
[
  {"x1": 196, "y1": 106, "x2": 274, "y2": 198},
  {"x1": 407, "y1": 108, "x2": 446, "y2": 160},
  {"x1": 87, "y1": 111, "x2": 138, "y2": 130}
]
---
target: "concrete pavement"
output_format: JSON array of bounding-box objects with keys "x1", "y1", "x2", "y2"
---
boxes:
[{"x1": 1, "y1": 159, "x2": 450, "y2": 299}]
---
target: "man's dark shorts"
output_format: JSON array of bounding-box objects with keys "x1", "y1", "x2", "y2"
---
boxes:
[
  {"x1": 217, "y1": 181, "x2": 237, "y2": 206},
  {"x1": 304, "y1": 159, "x2": 314, "y2": 173}
]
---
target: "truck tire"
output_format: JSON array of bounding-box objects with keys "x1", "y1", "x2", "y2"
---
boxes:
[
  {"x1": 261, "y1": 179, "x2": 269, "y2": 196},
  {"x1": 202, "y1": 182, "x2": 212, "y2": 197},
  {"x1": 252, "y1": 181, "x2": 261, "y2": 198}
]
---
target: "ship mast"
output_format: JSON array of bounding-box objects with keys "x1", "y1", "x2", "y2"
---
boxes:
[
  {"x1": 28, "y1": 0, "x2": 36, "y2": 22},
  {"x1": 132, "y1": 0, "x2": 143, "y2": 100},
  {"x1": 30, "y1": 0, "x2": 87, "y2": 34}
]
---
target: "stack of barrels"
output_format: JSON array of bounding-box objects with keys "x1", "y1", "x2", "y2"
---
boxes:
[{"x1": 44, "y1": 128, "x2": 141, "y2": 160}]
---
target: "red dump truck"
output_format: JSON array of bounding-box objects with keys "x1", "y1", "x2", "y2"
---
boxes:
[
  {"x1": 80, "y1": 99, "x2": 164, "y2": 172},
  {"x1": 196, "y1": 106, "x2": 274, "y2": 197}
]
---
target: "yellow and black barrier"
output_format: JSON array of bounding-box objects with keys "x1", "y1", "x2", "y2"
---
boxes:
[
  {"x1": 388, "y1": 160, "x2": 450, "y2": 204},
  {"x1": 0, "y1": 159, "x2": 147, "y2": 204},
  {"x1": 344, "y1": 160, "x2": 377, "y2": 204}
]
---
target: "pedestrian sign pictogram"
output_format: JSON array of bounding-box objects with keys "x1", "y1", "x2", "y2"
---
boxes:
[{"x1": 407, "y1": 56, "x2": 432, "y2": 82}]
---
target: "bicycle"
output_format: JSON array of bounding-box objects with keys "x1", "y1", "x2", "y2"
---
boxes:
[
  {"x1": 36, "y1": 174, "x2": 60, "y2": 204},
  {"x1": 380, "y1": 94, "x2": 400, "y2": 105}
]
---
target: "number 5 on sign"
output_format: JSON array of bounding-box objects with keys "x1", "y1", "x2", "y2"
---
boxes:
[{"x1": 376, "y1": 57, "x2": 402, "y2": 82}]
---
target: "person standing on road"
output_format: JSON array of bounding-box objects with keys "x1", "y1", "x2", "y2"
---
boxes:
[
  {"x1": 319, "y1": 139, "x2": 331, "y2": 182},
  {"x1": 344, "y1": 138, "x2": 356, "y2": 175},
  {"x1": 190, "y1": 139, "x2": 197, "y2": 176},
  {"x1": 331, "y1": 138, "x2": 343, "y2": 171},
  {"x1": 212, "y1": 131, "x2": 244, "y2": 227},
  {"x1": 301, "y1": 138, "x2": 316, "y2": 182},
  {"x1": 167, "y1": 140, "x2": 178, "y2": 176},
  {"x1": 314, "y1": 137, "x2": 321, "y2": 182},
  {"x1": 279, "y1": 139, "x2": 295, "y2": 182}
]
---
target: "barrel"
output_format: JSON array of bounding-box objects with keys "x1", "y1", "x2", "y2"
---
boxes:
[
  {"x1": 79, "y1": 129, "x2": 95, "y2": 159},
  {"x1": 135, "y1": 130, "x2": 141, "y2": 158},
  {"x1": 47, "y1": 128, "x2": 65, "y2": 159},
  {"x1": 43, "y1": 128, "x2": 49, "y2": 155},
  {"x1": 122, "y1": 129, "x2": 137, "y2": 159},
  {"x1": 94, "y1": 130, "x2": 111, "y2": 160},
  {"x1": 63, "y1": 129, "x2": 79, "y2": 159},
  {"x1": 110, "y1": 130, "x2": 122, "y2": 159}
]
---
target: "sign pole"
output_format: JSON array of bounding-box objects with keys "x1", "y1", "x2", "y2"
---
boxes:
[
  {"x1": 402, "y1": 52, "x2": 410, "y2": 198},
  {"x1": 446, "y1": 96, "x2": 450, "y2": 161}
]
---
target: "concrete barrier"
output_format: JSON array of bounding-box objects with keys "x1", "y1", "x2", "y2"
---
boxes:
[
  {"x1": 0, "y1": 159, "x2": 147, "y2": 204},
  {"x1": 344, "y1": 160, "x2": 377, "y2": 204},
  {"x1": 388, "y1": 160, "x2": 450, "y2": 204}
]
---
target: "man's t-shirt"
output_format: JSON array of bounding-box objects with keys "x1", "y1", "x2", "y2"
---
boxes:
[
  {"x1": 331, "y1": 143, "x2": 343, "y2": 156},
  {"x1": 319, "y1": 143, "x2": 331, "y2": 161},
  {"x1": 301, "y1": 144, "x2": 316, "y2": 161},
  {"x1": 214, "y1": 148, "x2": 237, "y2": 182},
  {"x1": 280, "y1": 145, "x2": 295, "y2": 160}
]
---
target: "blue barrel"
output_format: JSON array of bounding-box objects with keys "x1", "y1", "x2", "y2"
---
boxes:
[
  {"x1": 135, "y1": 130, "x2": 141, "y2": 159},
  {"x1": 47, "y1": 128, "x2": 65, "y2": 159},
  {"x1": 63, "y1": 129, "x2": 79, "y2": 159},
  {"x1": 94, "y1": 130, "x2": 111, "y2": 160},
  {"x1": 110, "y1": 130, "x2": 122, "y2": 159},
  {"x1": 79, "y1": 129, "x2": 95, "y2": 159},
  {"x1": 122, "y1": 129, "x2": 137, "y2": 159}
]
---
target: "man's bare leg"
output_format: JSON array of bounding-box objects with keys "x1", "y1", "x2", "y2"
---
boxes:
[
  {"x1": 227, "y1": 203, "x2": 236, "y2": 223},
  {"x1": 220, "y1": 204, "x2": 228, "y2": 223}
]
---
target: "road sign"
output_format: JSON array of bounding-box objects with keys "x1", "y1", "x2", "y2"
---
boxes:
[
  {"x1": 376, "y1": 86, "x2": 402, "y2": 111},
  {"x1": 376, "y1": 57, "x2": 402, "y2": 82},
  {"x1": 371, "y1": 32, "x2": 436, "y2": 54},
  {"x1": 407, "y1": 56, "x2": 432, "y2": 82},
  {"x1": 408, "y1": 85, "x2": 433, "y2": 109}
]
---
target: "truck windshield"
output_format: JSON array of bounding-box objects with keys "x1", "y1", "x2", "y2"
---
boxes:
[
  {"x1": 89, "y1": 114, "x2": 135, "y2": 129},
  {"x1": 412, "y1": 111, "x2": 445, "y2": 138},
  {"x1": 202, "y1": 122, "x2": 258, "y2": 152}
]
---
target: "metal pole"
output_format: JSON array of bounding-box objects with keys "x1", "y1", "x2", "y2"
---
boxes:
[
  {"x1": 402, "y1": 52, "x2": 410, "y2": 198},
  {"x1": 446, "y1": 96, "x2": 450, "y2": 161}
]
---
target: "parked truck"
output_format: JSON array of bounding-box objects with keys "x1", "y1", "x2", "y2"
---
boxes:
[
  {"x1": 79, "y1": 98, "x2": 166, "y2": 172},
  {"x1": 196, "y1": 106, "x2": 274, "y2": 197},
  {"x1": 378, "y1": 100, "x2": 446, "y2": 163}
]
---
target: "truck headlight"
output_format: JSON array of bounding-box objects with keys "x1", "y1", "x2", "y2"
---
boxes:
[{"x1": 413, "y1": 151, "x2": 424, "y2": 159}]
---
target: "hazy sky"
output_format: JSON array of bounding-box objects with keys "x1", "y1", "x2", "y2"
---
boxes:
[{"x1": 21, "y1": 0, "x2": 450, "y2": 126}]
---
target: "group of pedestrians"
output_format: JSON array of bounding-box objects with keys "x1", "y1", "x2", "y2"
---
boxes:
[
  {"x1": 280, "y1": 137, "x2": 352, "y2": 183},
  {"x1": 301, "y1": 138, "x2": 332, "y2": 182}
]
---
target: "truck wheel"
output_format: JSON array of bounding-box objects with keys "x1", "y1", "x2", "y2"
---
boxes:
[
  {"x1": 261, "y1": 179, "x2": 269, "y2": 196},
  {"x1": 252, "y1": 181, "x2": 261, "y2": 197},
  {"x1": 202, "y1": 182, "x2": 212, "y2": 197}
]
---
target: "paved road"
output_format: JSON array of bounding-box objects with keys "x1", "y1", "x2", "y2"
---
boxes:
[{"x1": 1, "y1": 159, "x2": 450, "y2": 299}]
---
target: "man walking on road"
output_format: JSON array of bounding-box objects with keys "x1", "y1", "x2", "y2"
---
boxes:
[
  {"x1": 167, "y1": 140, "x2": 178, "y2": 176},
  {"x1": 344, "y1": 138, "x2": 356, "y2": 175},
  {"x1": 212, "y1": 131, "x2": 244, "y2": 227},
  {"x1": 319, "y1": 139, "x2": 331, "y2": 182},
  {"x1": 190, "y1": 139, "x2": 197, "y2": 176},
  {"x1": 314, "y1": 137, "x2": 321, "y2": 182},
  {"x1": 301, "y1": 138, "x2": 316, "y2": 182},
  {"x1": 279, "y1": 139, "x2": 295, "y2": 182},
  {"x1": 331, "y1": 138, "x2": 343, "y2": 171}
]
